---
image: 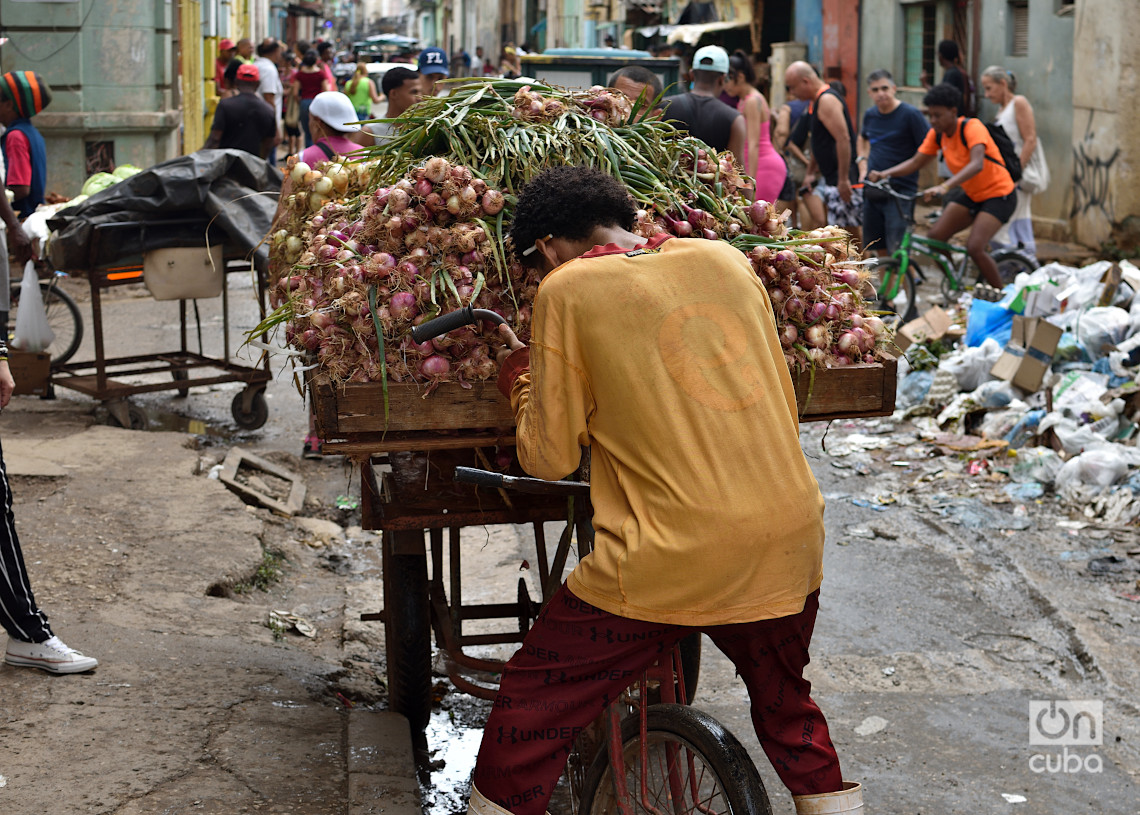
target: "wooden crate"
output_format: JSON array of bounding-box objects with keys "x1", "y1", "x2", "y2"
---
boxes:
[
  {"x1": 312, "y1": 356, "x2": 896, "y2": 454},
  {"x1": 9, "y1": 350, "x2": 51, "y2": 397}
]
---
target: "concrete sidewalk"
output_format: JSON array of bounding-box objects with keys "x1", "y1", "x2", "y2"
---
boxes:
[{"x1": 0, "y1": 396, "x2": 421, "y2": 814}]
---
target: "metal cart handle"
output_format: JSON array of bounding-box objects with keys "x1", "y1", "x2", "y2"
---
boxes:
[
  {"x1": 411, "y1": 305, "x2": 507, "y2": 344},
  {"x1": 454, "y1": 466, "x2": 590, "y2": 496}
]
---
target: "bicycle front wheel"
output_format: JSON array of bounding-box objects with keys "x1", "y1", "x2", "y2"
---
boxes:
[
  {"x1": 11, "y1": 281, "x2": 83, "y2": 366},
  {"x1": 872, "y1": 257, "x2": 918, "y2": 324},
  {"x1": 578, "y1": 703, "x2": 771, "y2": 815},
  {"x1": 990, "y1": 249, "x2": 1038, "y2": 287}
]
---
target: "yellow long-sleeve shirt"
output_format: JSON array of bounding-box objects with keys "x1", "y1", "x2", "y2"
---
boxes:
[{"x1": 501, "y1": 235, "x2": 824, "y2": 625}]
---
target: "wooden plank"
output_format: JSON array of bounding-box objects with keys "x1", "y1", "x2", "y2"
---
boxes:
[{"x1": 313, "y1": 355, "x2": 898, "y2": 450}]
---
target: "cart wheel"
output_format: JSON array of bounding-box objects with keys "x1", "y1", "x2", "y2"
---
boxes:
[
  {"x1": 383, "y1": 530, "x2": 433, "y2": 732},
  {"x1": 231, "y1": 389, "x2": 268, "y2": 430},
  {"x1": 172, "y1": 369, "x2": 190, "y2": 398}
]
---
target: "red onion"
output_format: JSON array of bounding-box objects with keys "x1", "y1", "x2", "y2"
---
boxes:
[
  {"x1": 824, "y1": 303, "x2": 841, "y2": 321},
  {"x1": 423, "y1": 157, "x2": 450, "y2": 184},
  {"x1": 310, "y1": 311, "x2": 335, "y2": 329},
  {"x1": 785, "y1": 297, "x2": 804, "y2": 316},
  {"x1": 837, "y1": 331, "x2": 860, "y2": 357},
  {"x1": 807, "y1": 302, "x2": 827, "y2": 323},
  {"x1": 831, "y1": 355, "x2": 851, "y2": 367},
  {"x1": 390, "y1": 292, "x2": 418, "y2": 321},
  {"x1": 415, "y1": 178, "x2": 434, "y2": 198},
  {"x1": 805, "y1": 325, "x2": 829, "y2": 349},
  {"x1": 317, "y1": 244, "x2": 338, "y2": 262},
  {"x1": 388, "y1": 188, "x2": 411, "y2": 213},
  {"x1": 481, "y1": 190, "x2": 505, "y2": 215},
  {"x1": 833, "y1": 268, "x2": 861, "y2": 287},
  {"x1": 781, "y1": 325, "x2": 798, "y2": 348},
  {"x1": 461, "y1": 250, "x2": 483, "y2": 266},
  {"x1": 419, "y1": 354, "x2": 451, "y2": 378},
  {"x1": 425, "y1": 192, "x2": 444, "y2": 213},
  {"x1": 673, "y1": 220, "x2": 692, "y2": 237},
  {"x1": 702, "y1": 229, "x2": 718, "y2": 240},
  {"x1": 447, "y1": 195, "x2": 462, "y2": 215},
  {"x1": 396, "y1": 261, "x2": 420, "y2": 285}
]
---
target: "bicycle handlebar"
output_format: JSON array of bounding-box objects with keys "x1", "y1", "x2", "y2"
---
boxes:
[
  {"x1": 454, "y1": 466, "x2": 590, "y2": 496},
  {"x1": 410, "y1": 306, "x2": 508, "y2": 345},
  {"x1": 862, "y1": 178, "x2": 920, "y2": 202}
]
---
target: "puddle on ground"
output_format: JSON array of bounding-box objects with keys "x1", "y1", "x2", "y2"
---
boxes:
[{"x1": 419, "y1": 700, "x2": 490, "y2": 815}]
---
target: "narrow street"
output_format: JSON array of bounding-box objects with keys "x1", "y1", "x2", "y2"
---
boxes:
[{"x1": 3, "y1": 272, "x2": 1138, "y2": 815}]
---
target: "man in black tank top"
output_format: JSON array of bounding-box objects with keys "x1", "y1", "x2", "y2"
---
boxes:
[
  {"x1": 784, "y1": 60, "x2": 863, "y2": 242},
  {"x1": 662, "y1": 46, "x2": 745, "y2": 169}
]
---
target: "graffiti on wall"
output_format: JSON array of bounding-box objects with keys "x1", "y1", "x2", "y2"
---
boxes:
[{"x1": 1071, "y1": 111, "x2": 1120, "y2": 224}]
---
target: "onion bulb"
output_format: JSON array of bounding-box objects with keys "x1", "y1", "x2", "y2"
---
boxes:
[{"x1": 290, "y1": 162, "x2": 311, "y2": 184}]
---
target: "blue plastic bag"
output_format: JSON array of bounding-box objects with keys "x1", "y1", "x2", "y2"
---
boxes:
[{"x1": 965, "y1": 298, "x2": 1014, "y2": 348}]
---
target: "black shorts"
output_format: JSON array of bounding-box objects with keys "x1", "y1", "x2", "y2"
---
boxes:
[{"x1": 944, "y1": 187, "x2": 1017, "y2": 223}]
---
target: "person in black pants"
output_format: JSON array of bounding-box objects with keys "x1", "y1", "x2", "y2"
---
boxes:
[{"x1": 0, "y1": 342, "x2": 98, "y2": 674}]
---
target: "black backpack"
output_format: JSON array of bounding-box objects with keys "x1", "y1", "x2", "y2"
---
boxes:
[{"x1": 939, "y1": 117, "x2": 1022, "y2": 183}]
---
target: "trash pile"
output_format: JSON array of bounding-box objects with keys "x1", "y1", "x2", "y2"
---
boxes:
[{"x1": 885, "y1": 257, "x2": 1140, "y2": 528}]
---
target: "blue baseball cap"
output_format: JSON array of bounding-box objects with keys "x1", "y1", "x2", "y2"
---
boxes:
[
  {"x1": 418, "y1": 47, "x2": 449, "y2": 77},
  {"x1": 692, "y1": 45, "x2": 729, "y2": 75}
]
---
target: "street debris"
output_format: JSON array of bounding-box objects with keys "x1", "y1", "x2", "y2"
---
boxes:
[
  {"x1": 1001, "y1": 793, "x2": 1028, "y2": 804},
  {"x1": 217, "y1": 448, "x2": 306, "y2": 516},
  {"x1": 815, "y1": 257, "x2": 1140, "y2": 595},
  {"x1": 268, "y1": 609, "x2": 316, "y2": 638}
]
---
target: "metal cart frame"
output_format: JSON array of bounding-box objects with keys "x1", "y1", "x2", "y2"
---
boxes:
[{"x1": 51, "y1": 220, "x2": 273, "y2": 430}]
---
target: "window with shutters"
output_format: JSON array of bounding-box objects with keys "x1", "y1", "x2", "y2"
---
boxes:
[
  {"x1": 903, "y1": 2, "x2": 937, "y2": 87},
  {"x1": 1009, "y1": 1, "x2": 1029, "y2": 56}
]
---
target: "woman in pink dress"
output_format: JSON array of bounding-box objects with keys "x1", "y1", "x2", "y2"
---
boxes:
[{"x1": 725, "y1": 51, "x2": 787, "y2": 203}]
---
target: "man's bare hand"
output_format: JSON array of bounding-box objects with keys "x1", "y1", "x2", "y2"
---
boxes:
[
  {"x1": 838, "y1": 178, "x2": 853, "y2": 204},
  {"x1": 7, "y1": 222, "x2": 34, "y2": 264},
  {"x1": 496, "y1": 324, "x2": 526, "y2": 366},
  {"x1": 0, "y1": 360, "x2": 14, "y2": 409}
]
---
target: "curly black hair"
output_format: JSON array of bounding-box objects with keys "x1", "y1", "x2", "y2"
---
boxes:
[
  {"x1": 923, "y1": 82, "x2": 962, "y2": 112},
  {"x1": 509, "y1": 166, "x2": 636, "y2": 266}
]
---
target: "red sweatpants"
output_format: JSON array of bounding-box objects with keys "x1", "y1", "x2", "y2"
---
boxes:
[{"x1": 472, "y1": 585, "x2": 842, "y2": 814}]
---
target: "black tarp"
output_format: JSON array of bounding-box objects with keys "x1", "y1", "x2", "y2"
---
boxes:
[{"x1": 48, "y1": 149, "x2": 282, "y2": 272}]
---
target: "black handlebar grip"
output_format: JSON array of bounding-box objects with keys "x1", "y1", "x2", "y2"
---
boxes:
[
  {"x1": 454, "y1": 467, "x2": 506, "y2": 489},
  {"x1": 411, "y1": 306, "x2": 476, "y2": 344},
  {"x1": 470, "y1": 308, "x2": 508, "y2": 327}
]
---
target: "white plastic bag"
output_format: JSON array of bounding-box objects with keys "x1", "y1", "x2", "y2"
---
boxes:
[
  {"x1": 1010, "y1": 446, "x2": 1063, "y2": 485},
  {"x1": 1076, "y1": 307, "x2": 1131, "y2": 361},
  {"x1": 938, "y1": 337, "x2": 1002, "y2": 392},
  {"x1": 11, "y1": 261, "x2": 54, "y2": 353},
  {"x1": 1055, "y1": 448, "x2": 1131, "y2": 502}
]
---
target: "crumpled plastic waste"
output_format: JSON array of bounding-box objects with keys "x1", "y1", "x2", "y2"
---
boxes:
[
  {"x1": 939, "y1": 337, "x2": 1003, "y2": 392},
  {"x1": 938, "y1": 498, "x2": 1032, "y2": 530},
  {"x1": 1054, "y1": 447, "x2": 1132, "y2": 502},
  {"x1": 1009, "y1": 447, "x2": 1064, "y2": 485},
  {"x1": 268, "y1": 609, "x2": 317, "y2": 638},
  {"x1": 1075, "y1": 306, "x2": 1132, "y2": 361}
]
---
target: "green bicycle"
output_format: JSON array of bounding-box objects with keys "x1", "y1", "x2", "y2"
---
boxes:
[{"x1": 863, "y1": 178, "x2": 1037, "y2": 323}]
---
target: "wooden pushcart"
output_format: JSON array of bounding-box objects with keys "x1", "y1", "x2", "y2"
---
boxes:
[{"x1": 312, "y1": 356, "x2": 897, "y2": 732}]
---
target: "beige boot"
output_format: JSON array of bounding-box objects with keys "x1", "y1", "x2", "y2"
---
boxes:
[
  {"x1": 467, "y1": 784, "x2": 553, "y2": 815},
  {"x1": 468, "y1": 785, "x2": 512, "y2": 815},
  {"x1": 793, "y1": 781, "x2": 863, "y2": 814}
]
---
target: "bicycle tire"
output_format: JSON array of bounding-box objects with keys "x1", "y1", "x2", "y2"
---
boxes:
[
  {"x1": 577, "y1": 703, "x2": 772, "y2": 815},
  {"x1": 11, "y1": 281, "x2": 83, "y2": 366},
  {"x1": 989, "y1": 249, "x2": 1038, "y2": 287},
  {"x1": 383, "y1": 530, "x2": 433, "y2": 733},
  {"x1": 872, "y1": 257, "x2": 919, "y2": 323}
]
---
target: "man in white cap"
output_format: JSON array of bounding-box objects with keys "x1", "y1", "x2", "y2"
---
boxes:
[
  {"x1": 662, "y1": 45, "x2": 745, "y2": 167},
  {"x1": 299, "y1": 90, "x2": 363, "y2": 165}
]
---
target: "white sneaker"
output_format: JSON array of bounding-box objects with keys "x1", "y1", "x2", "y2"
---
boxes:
[{"x1": 5, "y1": 635, "x2": 98, "y2": 674}]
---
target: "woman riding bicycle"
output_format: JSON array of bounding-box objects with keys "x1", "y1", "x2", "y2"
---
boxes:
[
  {"x1": 868, "y1": 83, "x2": 1016, "y2": 288},
  {"x1": 467, "y1": 166, "x2": 862, "y2": 815}
]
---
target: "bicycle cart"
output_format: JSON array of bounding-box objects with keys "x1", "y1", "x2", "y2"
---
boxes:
[{"x1": 48, "y1": 219, "x2": 273, "y2": 430}]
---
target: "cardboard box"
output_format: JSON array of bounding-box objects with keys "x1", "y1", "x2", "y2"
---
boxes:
[
  {"x1": 1023, "y1": 284, "x2": 1063, "y2": 317},
  {"x1": 893, "y1": 306, "x2": 954, "y2": 353},
  {"x1": 990, "y1": 316, "x2": 1063, "y2": 392},
  {"x1": 8, "y1": 350, "x2": 51, "y2": 396}
]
